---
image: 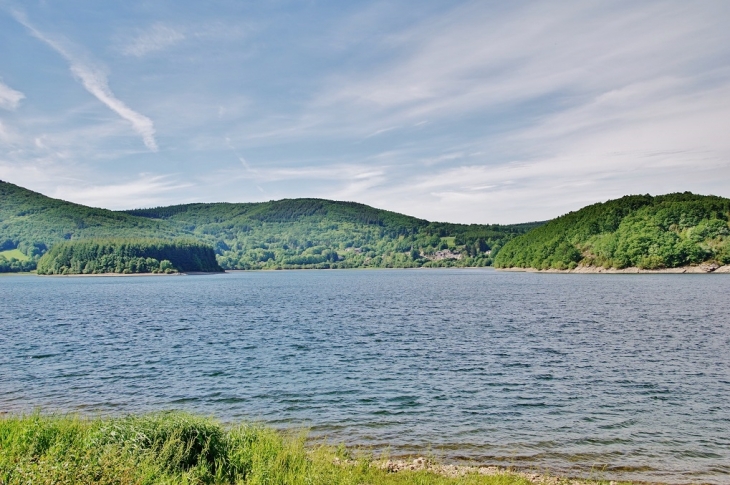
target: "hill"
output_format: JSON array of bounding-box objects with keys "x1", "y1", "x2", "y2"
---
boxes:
[
  {"x1": 0, "y1": 180, "x2": 185, "y2": 257},
  {"x1": 494, "y1": 192, "x2": 730, "y2": 270},
  {"x1": 0, "y1": 180, "x2": 540, "y2": 272},
  {"x1": 123, "y1": 199, "x2": 541, "y2": 270}
]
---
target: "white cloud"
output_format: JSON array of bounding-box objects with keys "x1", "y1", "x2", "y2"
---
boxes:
[
  {"x1": 211, "y1": 159, "x2": 386, "y2": 186},
  {"x1": 51, "y1": 174, "x2": 192, "y2": 209},
  {"x1": 120, "y1": 23, "x2": 185, "y2": 57},
  {"x1": 254, "y1": 1, "x2": 729, "y2": 222},
  {"x1": 0, "y1": 153, "x2": 82, "y2": 192},
  {"x1": 313, "y1": 2, "x2": 727, "y2": 126},
  {"x1": 0, "y1": 81, "x2": 24, "y2": 110},
  {"x1": 11, "y1": 10, "x2": 158, "y2": 151},
  {"x1": 364, "y1": 126, "x2": 399, "y2": 138},
  {"x1": 0, "y1": 151, "x2": 187, "y2": 210},
  {"x1": 3, "y1": 2, "x2": 730, "y2": 221}
]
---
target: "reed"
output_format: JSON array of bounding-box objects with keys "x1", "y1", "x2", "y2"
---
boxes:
[{"x1": 0, "y1": 411, "x2": 613, "y2": 485}]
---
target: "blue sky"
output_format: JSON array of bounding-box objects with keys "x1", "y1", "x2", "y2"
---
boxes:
[{"x1": 1, "y1": 1, "x2": 729, "y2": 223}]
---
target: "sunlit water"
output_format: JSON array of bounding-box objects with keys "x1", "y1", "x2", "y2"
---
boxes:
[{"x1": 1, "y1": 269, "x2": 728, "y2": 483}]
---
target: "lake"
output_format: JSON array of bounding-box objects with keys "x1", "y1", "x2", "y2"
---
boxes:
[{"x1": 1, "y1": 269, "x2": 728, "y2": 484}]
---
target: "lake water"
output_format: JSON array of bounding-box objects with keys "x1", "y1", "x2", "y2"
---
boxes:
[{"x1": 1, "y1": 269, "x2": 729, "y2": 484}]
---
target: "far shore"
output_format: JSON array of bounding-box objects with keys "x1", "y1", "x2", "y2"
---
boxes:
[
  {"x1": 9, "y1": 264, "x2": 730, "y2": 276},
  {"x1": 497, "y1": 263, "x2": 730, "y2": 274}
]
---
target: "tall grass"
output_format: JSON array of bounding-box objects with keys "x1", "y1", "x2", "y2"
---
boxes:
[{"x1": 0, "y1": 411, "x2": 534, "y2": 485}]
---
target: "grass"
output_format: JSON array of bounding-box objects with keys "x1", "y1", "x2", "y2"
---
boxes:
[
  {"x1": 0, "y1": 249, "x2": 29, "y2": 261},
  {"x1": 0, "y1": 411, "x2": 541, "y2": 485}
]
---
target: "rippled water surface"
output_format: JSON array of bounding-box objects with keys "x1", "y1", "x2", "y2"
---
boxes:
[{"x1": 1, "y1": 269, "x2": 729, "y2": 483}]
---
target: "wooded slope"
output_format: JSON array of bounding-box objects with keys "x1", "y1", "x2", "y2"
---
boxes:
[
  {"x1": 494, "y1": 193, "x2": 730, "y2": 270},
  {"x1": 1, "y1": 180, "x2": 539, "y2": 271},
  {"x1": 125, "y1": 199, "x2": 540, "y2": 270}
]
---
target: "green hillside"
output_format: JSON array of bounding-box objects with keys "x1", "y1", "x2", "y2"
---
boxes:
[
  {"x1": 0, "y1": 180, "x2": 539, "y2": 272},
  {"x1": 124, "y1": 200, "x2": 540, "y2": 270},
  {"x1": 0, "y1": 180, "x2": 185, "y2": 258},
  {"x1": 494, "y1": 192, "x2": 730, "y2": 270}
]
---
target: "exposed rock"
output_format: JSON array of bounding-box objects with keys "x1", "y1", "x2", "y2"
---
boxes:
[
  {"x1": 498, "y1": 264, "x2": 730, "y2": 274},
  {"x1": 698, "y1": 262, "x2": 719, "y2": 272}
]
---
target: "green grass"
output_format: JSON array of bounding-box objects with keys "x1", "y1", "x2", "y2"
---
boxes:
[
  {"x1": 0, "y1": 249, "x2": 29, "y2": 261},
  {"x1": 0, "y1": 411, "x2": 540, "y2": 485},
  {"x1": 440, "y1": 237, "x2": 456, "y2": 247}
]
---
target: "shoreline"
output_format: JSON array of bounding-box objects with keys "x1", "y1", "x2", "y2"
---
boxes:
[
  {"x1": 15, "y1": 263, "x2": 730, "y2": 276},
  {"x1": 0, "y1": 410, "x2": 671, "y2": 485},
  {"x1": 34, "y1": 267, "x2": 493, "y2": 276},
  {"x1": 497, "y1": 263, "x2": 730, "y2": 274}
]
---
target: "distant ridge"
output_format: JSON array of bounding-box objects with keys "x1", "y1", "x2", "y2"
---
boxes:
[{"x1": 0, "y1": 180, "x2": 539, "y2": 272}]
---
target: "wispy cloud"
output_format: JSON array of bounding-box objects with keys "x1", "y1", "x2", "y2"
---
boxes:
[
  {"x1": 120, "y1": 22, "x2": 185, "y2": 57},
  {"x1": 2, "y1": 2, "x2": 729, "y2": 221},
  {"x1": 10, "y1": 10, "x2": 158, "y2": 151},
  {"x1": 312, "y1": 2, "x2": 729, "y2": 127},
  {"x1": 0, "y1": 120, "x2": 19, "y2": 145},
  {"x1": 258, "y1": 165, "x2": 385, "y2": 183},
  {"x1": 364, "y1": 126, "x2": 399, "y2": 138},
  {"x1": 52, "y1": 174, "x2": 192, "y2": 209},
  {"x1": 0, "y1": 80, "x2": 24, "y2": 110},
  {"x1": 243, "y1": 0, "x2": 728, "y2": 222}
]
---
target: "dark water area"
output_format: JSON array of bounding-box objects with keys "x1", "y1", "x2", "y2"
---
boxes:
[{"x1": 1, "y1": 269, "x2": 729, "y2": 484}]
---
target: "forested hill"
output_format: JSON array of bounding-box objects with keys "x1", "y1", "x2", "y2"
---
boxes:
[
  {"x1": 122, "y1": 199, "x2": 542, "y2": 270},
  {"x1": 494, "y1": 193, "x2": 730, "y2": 270},
  {"x1": 0, "y1": 180, "x2": 541, "y2": 271},
  {"x1": 0, "y1": 180, "x2": 183, "y2": 263}
]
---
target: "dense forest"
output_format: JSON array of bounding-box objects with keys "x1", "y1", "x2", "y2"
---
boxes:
[
  {"x1": 494, "y1": 193, "x2": 730, "y2": 270},
  {"x1": 36, "y1": 239, "x2": 223, "y2": 275},
  {"x1": 0, "y1": 180, "x2": 539, "y2": 272}
]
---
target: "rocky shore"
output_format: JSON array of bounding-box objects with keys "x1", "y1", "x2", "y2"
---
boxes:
[
  {"x1": 371, "y1": 457, "x2": 632, "y2": 485},
  {"x1": 498, "y1": 263, "x2": 730, "y2": 274}
]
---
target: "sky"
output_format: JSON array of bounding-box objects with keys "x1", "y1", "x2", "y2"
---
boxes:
[{"x1": 1, "y1": 1, "x2": 729, "y2": 224}]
